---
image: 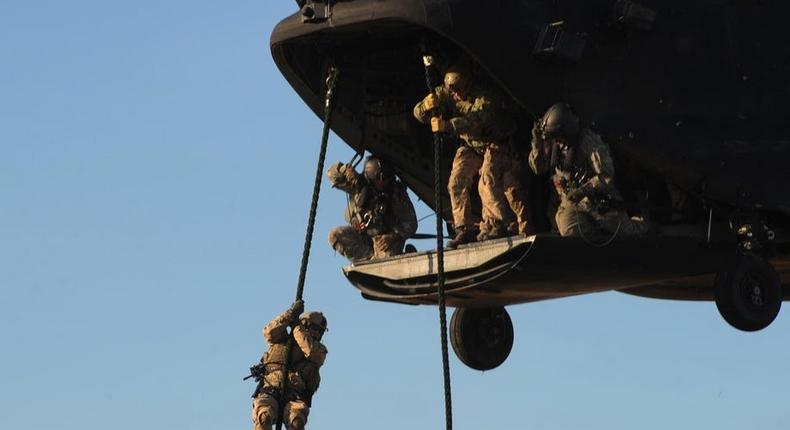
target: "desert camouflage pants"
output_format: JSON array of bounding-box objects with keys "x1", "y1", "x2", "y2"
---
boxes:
[
  {"x1": 328, "y1": 226, "x2": 405, "y2": 262},
  {"x1": 252, "y1": 393, "x2": 309, "y2": 430},
  {"x1": 555, "y1": 202, "x2": 648, "y2": 240},
  {"x1": 448, "y1": 144, "x2": 529, "y2": 234},
  {"x1": 504, "y1": 153, "x2": 530, "y2": 235}
]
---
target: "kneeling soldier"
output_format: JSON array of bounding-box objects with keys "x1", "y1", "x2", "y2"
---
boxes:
[
  {"x1": 529, "y1": 102, "x2": 648, "y2": 239},
  {"x1": 252, "y1": 300, "x2": 328, "y2": 430},
  {"x1": 327, "y1": 156, "x2": 418, "y2": 262}
]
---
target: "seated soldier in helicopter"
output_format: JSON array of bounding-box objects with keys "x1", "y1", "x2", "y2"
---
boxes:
[
  {"x1": 326, "y1": 156, "x2": 418, "y2": 262},
  {"x1": 528, "y1": 102, "x2": 649, "y2": 240}
]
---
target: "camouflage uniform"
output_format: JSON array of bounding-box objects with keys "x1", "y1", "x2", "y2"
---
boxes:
[
  {"x1": 326, "y1": 162, "x2": 417, "y2": 261},
  {"x1": 252, "y1": 308, "x2": 327, "y2": 430},
  {"x1": 414, "y1": 85, "x2": 529, "y2": 236},
  {"x1": 504, "y1": 153, "x2": 531, "y2": 235},
  {"x1": 529, "y1": 128, "x2": 647, "y2": 239}
]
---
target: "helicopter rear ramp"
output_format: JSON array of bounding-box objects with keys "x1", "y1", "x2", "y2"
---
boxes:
[{"x1": 343, "y1": 232, "x2": 753, "y2": 307}]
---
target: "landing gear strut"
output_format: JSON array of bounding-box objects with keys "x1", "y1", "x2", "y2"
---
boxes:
[
  {"x1": 450, "y1": 307, "x2": 513, "y2": 371},
  {"x1": 715, "y1": 253, "x2": 782, "y2": 332}
]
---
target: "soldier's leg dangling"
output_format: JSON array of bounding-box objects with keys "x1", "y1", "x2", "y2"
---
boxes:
[
  {"x1": 283, "y1": 400, "x2": 310, "y2": 430},
  {"x1": 252, "y1": 394, "x2": 279, "y2": 430}
]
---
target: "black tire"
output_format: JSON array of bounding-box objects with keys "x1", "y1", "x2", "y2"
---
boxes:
[
  {"x1": 715, "y1": 253, "x2": 782, "y2": 332},
  {"x1": 450, "y1": 307, "x2": 514, "y2": 371}
]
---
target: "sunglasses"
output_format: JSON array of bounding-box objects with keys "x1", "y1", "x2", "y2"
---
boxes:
[{"x1": 303, "y1": 322, "x2": 325, "y2": 332}]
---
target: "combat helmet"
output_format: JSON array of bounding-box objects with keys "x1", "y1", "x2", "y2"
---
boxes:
[
  {"x1": 443, "y1": 64, "x2": 472, "y2": 97},
  {"x1": 299, "y1": 311, "x2": 328, "y2": 333},
  {"x1": 363, "y1": 155, "x2": 393, "y2": 183},
  {"x1": 539, "y1": 102, "x2": 581, "y2": 143}
]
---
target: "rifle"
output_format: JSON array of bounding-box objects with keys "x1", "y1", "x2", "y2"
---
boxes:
[{"x1": 244, "y1": 362, "x2": 267, "y2": 398}]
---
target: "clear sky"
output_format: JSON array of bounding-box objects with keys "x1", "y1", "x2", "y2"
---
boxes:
[{"x1": 2, "y1": 1, "x2": 788, "y2": 429}]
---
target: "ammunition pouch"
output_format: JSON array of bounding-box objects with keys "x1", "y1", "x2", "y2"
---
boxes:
[
  {"x1": 291, "y1": 364, "x2": 320, "y2": 407},
  {"x1": 260, "y1": 385, "x2": 281, "y2": 399},
  {"x1": 263, "y1": 343, "x2": 289, "y2": 369},
  {"x1": 259, "y1": 376, "x2": 315, "y2": 407}
]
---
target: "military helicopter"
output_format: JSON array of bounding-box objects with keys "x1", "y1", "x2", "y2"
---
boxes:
[{"x1": 270, "y1": 0, "x2": 790, "y2": 370}]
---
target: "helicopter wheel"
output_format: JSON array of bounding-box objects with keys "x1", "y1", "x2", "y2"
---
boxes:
[
  {"x1": 450, "y1": 307, "x2": 513, "y2": 371},
  {"x1": 715, "y1": 253, "x2": 782, "y2": 332}
]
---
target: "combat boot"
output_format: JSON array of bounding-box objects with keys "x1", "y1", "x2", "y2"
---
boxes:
[
  {"x1": 477, "y1": 223, "x2": 509, "y2": 242},
  {"x1": 510, "y1": 222, "x2": 536, "y2": 237},
  {"x1": 447, "y1": 226, "x2": 479, "y2": 249}
]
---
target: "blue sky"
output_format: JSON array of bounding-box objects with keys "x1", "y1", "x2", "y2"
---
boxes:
[{"x1": 1, "y1": 2, "x2": 788, "y2": 429}]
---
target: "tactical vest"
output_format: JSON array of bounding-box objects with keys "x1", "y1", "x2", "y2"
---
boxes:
[
  {"x1": 261, "y1": 340, "x2": 321, "y2": 403},
  {"x1": 347, "y1": 181, "x2": 396, "y2": 236},
  {"x1": 451, "y1": 86, "x2": 516, "y2": 150},
  {"x1": 552, "y1": 144, "x2": 582, "y2": 196},
  {"x1": 262, "y1": 342, "x2": 290, "y2": 371},
  {"x1": 552, "y1": 129, "x2": 620, "y2": 202}
]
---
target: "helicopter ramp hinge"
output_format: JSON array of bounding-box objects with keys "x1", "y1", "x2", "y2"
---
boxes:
[
  {"x1": 533, "y1": 21, "x2": 586, "y2": 63},
  {"x1": 612, "y1": 0, "x2": 657, "y2": 32}
]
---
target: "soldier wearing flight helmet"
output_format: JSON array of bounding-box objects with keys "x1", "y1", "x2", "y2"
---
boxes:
[
  {"x1": 326, "y1": 155, "x2": 417, "y2": 262},
  {"x1": 529, "y1": 102, "x2": 648, "y2": 239}
]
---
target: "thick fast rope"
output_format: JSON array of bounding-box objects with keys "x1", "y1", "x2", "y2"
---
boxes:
[
  {"x1": 294, "y1": 66, "x2": 339, "y2": 300},
  {"x1": 434, "y1": 129, "x2": 453, "y2": 430},
  {"x1": 422, "y1": 51, "x2": 453, "y2": 430},
  {"x1": 274, "y1": 66, "x2": 339, "y2": 430}
]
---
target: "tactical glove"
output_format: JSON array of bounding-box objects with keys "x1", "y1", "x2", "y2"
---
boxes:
[
  {"x1": 531, "y1": 120, "x2": 544, "y2": 148},
  {"x1": 289, "y1": 299, "x2": 304, "y2": 318},
  {"x1": 326, "y1": 162, "x2": 346, "y2": 185},
  {"x1": 422, "y1": 93, "x2": 439, "y2": 111},
  {"x1": 431, "y1": 117, "x2": 452, "y2": 133}
]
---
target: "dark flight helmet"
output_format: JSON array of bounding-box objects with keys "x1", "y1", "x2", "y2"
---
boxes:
[
  {"x1": 540, "y1": 102, "x2": 581, "y2": 143},
  {"x1": 363, "y1": 155, "x2": 393, "y2": 182}
]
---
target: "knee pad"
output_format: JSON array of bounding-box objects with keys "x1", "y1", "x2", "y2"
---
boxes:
[
  {"x1": 288, "y1": 417, "x2": 305, "y2": 430},
  {"x1": 328, "y1": 229, "x2": 340, "y2": 248},
  {"x1": 256, "y1": 410, "x2": 274, "y2": 427}
]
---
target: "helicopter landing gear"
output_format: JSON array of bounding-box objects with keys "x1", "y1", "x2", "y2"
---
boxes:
[
  {"x1": 715, "y1": 252, "x2": 782, "y2": 332},
  {"x1": 450, "y1": 307, "x2": 514, "y2": 371}
]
